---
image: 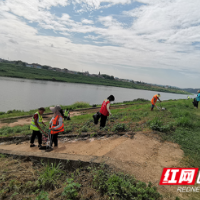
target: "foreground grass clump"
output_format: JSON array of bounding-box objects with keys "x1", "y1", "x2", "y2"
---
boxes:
[
  {"x1": 62, "y1": 178, "x2": 81, "y2": 200},
  {"x1": 111, "y1": 123, "x2": 129, "y2": 132},
  {"x1": 92, "y1": 166, "x2": 162, "y2": 200},
  {"x1": 149, "y1": 117, "x2": 174, "y2": 133},
  {"x1": 37, "y1": 163, "x2": 64, "y2": 190},
  {"x1": 0, "y1": 156, "x2": 162, "y2": 200}
]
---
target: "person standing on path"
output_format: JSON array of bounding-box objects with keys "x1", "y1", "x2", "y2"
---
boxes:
[
  {"x1": 30, "y1": 107, "x2": 46, "y2": 148},
  {"x1": 49, "y1": 105, "x2": 64, "y2": 149},
  {"x1": 99, "y1": 95, "x2": 115, "y2": 128},
  {"x1": 151, "y1": 94, "x2": 162, "y2": 111}
]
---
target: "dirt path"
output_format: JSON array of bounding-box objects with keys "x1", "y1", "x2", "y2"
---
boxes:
[
  {"x1": 0, "y1": 112, "x2": 81, "y2": 128},
  {"x1": 0, "y1": 132, "x2": 183, "y2": 199}
]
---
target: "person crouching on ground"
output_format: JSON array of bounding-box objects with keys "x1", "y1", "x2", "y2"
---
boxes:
[
  {"x1": 30, "y1": 107, "x2": 46, "y2": 148},
  {"x1": 99, "y1": 95, "x2": 115, "y2": 128},
  {"x1": 151, "y1": 94, "x2": 162, "y2": 111},
  {"x1": 49, "y1": 105, "x2": 64, "y2": 149}
]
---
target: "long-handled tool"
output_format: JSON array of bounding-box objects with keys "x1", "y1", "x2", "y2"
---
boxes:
[{"x1": 160, "y1": 102, "x2": 166, "y2": 110}]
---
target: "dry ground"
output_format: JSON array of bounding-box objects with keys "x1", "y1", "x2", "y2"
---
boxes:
[{"x1": 0, "y1": 131, "x2": 185, "y2": 199}]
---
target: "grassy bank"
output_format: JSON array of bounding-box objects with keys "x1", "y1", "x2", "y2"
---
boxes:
[
  {"x1": 0, "y1": 99, "x2": 149, "y2": 119},
  {"x1": 0, "y1": 155, "x2": 162, "y2": 200},
  {"x1": 0, "y1": 63, "x2": 189, "y2": 94},
  {"x1": 1, "y1": 99, "x2": 200, "y2": 168},
  {"x1": 1, "y1": 99, "x2": 200, "y2": 199}
]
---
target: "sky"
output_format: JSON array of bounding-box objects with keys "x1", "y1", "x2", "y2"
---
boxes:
[{"x1": 0, "y1": 0, "x2": 200, "y2": 88}]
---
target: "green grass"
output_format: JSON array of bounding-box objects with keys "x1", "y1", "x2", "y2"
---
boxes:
[
  {"x1": 0, "y1": 62, "x2": 189, "y2": 95},
  {"x1": 0, "y1": 156, "x2": 163, "y2": 200},
  {"x1": 0, "y1": 102, "x2": 91, "y2": 119},
  {"x1": 0, "y1": 125, "x2": 31, "y2": 137},
  {"x1": 92, "y1": 165, "x2": 162, "y2": 200},
  {"x1": 1, "y1": 99, "x2": 200, "y2": 170}
]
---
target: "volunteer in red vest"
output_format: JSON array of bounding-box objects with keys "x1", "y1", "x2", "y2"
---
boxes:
[
  {"x1": 49, "y1": 105, "x2": 64, "y2": 148},
  {"x1": 151, "y1": 94, "x2": 162, "y2": 111},
  {"x1": 99, "y1": 95, "x2": 115, "y2": 128},
  {"x1": 30, "y1": 107, "x2": 46, "y2": 148}
]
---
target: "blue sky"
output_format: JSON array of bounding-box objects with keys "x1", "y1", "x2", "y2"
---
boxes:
[{"x1": 0, "y1": 0, "x2": 200, "y2": 88}]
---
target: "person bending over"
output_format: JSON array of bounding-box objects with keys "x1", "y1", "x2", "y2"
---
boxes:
[
  {"x1": 99, "y1": 95, "x2": 115, "y2": 128},
  {"x1": 151, "y1": 94, "x2": 162, "y2": 111}
]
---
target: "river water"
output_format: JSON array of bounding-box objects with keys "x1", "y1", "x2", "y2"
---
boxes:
[{"x1": 0, "y1": 77, "x2": 194, "y2": 112}]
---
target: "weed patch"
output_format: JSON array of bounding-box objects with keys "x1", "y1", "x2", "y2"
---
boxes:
[
  {"x1": 37, "y1": 163, "x2": 64, "y2": 190},
  {"x1": 92, "y1": 167, "x2": 162, "y2": 200},
  {"x1": 111, "y1": 123, "x2": 128, "y2": 132},
  {"x1": 62, "y1": 178, "x2": 81, "y2": 200},
  {"x1": 149, "y1": 117, "x2": 173, "y2": 133}
]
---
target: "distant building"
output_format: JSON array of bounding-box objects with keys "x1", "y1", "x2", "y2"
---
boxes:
[
  {"x1": 61, "y1": 68, "x2": 68, "y2": 73},
  {"x1": 83, "y1": 71, "x2": 89, "y2": 76},
  {"x1": 55, "y1": 68, "x2": 62, "y2": 72},
  {"x1": 32, "y1": 63, "x2": 42, "y2": 69},
  {"x1": 26, "y1": 64, "x2": 33, "y2": 68},
  {"x1": 68, "y1": 70, "x2": 77, "y2": 74}
]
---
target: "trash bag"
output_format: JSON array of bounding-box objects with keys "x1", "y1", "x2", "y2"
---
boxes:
[
  {"x1": 64, "y1": 116, "x2": 71, "y2": 120},
  {"x1": 193, "y1": 98, "x2": 198, "y2": 108},
  {"x1": 93, "y1": 112, "x2": 101, "y2": 125}
]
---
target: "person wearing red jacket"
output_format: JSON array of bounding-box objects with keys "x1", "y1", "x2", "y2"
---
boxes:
[{"x1": 99, "y1": 95, "x2": 115, "y2": 128}]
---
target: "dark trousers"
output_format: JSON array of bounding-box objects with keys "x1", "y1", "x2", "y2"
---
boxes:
[
  {"x1": 30, "y1": 130, "x2": 42, "y2": 145},
  {"x1": 50, "y1": 133, "x2": 58, "y2": 147},
  {"x1": 193, "y1": 98, "x2": 199, "y2": 108},
  {"x1": 100, "y1": 114, "x2": 107, "y2": 128}
]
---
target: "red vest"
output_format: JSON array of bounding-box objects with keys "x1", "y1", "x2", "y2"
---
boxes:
[
  {"x1": 100, "y1": 100, "x2": 110, "y2": 116},
  {"x1": 50, "y1": 115, "x2": 64, "y2": 134}
]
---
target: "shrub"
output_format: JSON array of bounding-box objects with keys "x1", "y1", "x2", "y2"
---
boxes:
[
  {"x1": 62, "y1": 178, "x2": 81, "y2": 200},
  {"x1": 0, "y1": 112, "x2": 5, "y2": 115},
  {"x1": 7, "y1": 110, "x2": 13, "y2": 114},
  {"x1": 112, "y1": 123, "x2": 128, "y2": 132}
]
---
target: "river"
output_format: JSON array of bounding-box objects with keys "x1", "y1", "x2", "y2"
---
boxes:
[{"x1": 0, "y1": 77, "x2": 195, "y2": 112}]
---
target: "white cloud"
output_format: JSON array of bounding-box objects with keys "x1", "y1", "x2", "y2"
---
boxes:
[
  {"x1": 0, "y1": 0, "x2": 200, "y2": 87},
  {"x1": 82, "y1": 18, "x2": 94, "y2": 24},
  {"x1": 84, "y1": 35, "x2": 100, "y2": 40},
  {"x1": 73, "y1": 0, "x2": 132, "y2": 10}
]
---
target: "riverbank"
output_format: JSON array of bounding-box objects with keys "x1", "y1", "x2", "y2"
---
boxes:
[
  {"x1": 0, "y1": 99, "x2": 148, "y2": 119},
  {"x1": 0, "y1": 63, "x2": 189, "y2": 94},
  {"x1": 0, "y1": 99, "x2": 199, "y2": 200}
]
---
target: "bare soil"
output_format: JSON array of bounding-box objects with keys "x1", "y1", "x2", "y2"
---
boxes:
[{"x1": 0, "y1": 132, "x2": 184, "y2": 199}]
